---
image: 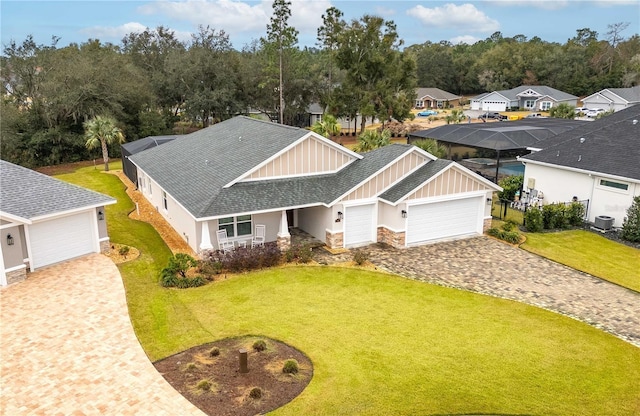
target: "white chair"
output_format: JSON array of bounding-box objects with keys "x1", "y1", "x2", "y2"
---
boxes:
[
  {"x1": 251, "y1": 224, "x2": 266, "y2": 248},
  {"x1": 216, "y1": 229, "x2": 234, "y2": 253}
]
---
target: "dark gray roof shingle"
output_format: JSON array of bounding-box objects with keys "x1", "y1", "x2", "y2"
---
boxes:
[
  {"x1": 0, "y1": 160, "x2": 116, "y2": 220},
  {"x1": 521, "y1": 106, "x2": 640, "y2": 181}
]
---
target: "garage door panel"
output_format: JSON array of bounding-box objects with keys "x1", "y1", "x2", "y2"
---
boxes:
[
  {"x1": 407, "y1": 197, "x2": 482, "y2": 245},
  {"x1": 344, "y1": 204, "x2": 375, "y2": 247},
  {"x1": 30, "y1": 211, "x2": 96, "y2": 269}
]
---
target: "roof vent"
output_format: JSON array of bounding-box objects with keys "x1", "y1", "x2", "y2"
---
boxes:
[
  {"x1": 580, "y1": 137, "x2": 585, "y2": 143},
  {"x1": 556, "y1": 151, "x2": 560, "y2": 157},
  {"x1": 633, "y1": 119, "x2": 638, "y2": 125},
  {"x1": 578, "y1": 155, "x2": 582, "y2": 162}
]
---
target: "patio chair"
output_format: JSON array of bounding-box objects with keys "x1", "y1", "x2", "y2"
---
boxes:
[
  {"x1": 251, "y1": 224, "x2": 266, "y2": 248},
  {"x1": 216, "y1": 229, "x2": 234, "y2": 253}
]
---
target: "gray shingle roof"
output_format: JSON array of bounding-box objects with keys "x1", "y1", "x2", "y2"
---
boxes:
[
  {"x1": 379, "y1": 159, "x2": 452, "y2": 203},
  {"x1": 471, "y1": 85, "x2": 577, "y2": 102},
  {"x1": 607, "y1": 86, "x2": 640, "y2": 103},
  {"x1": 121, "y1": 135, "x2": 181, "y2": 155},
  {"x1": 130, "y1": 116, "x2": 314, "y2": 217},
  {"x1": 415, "y1": 88, "x2": 461, "y2": 101},
  {"x1": 0, "y1": 160, "x2": 116, "y2": 220},
  {"x1": 520, "y1": 106, "x2": 640, "y2": 181}
]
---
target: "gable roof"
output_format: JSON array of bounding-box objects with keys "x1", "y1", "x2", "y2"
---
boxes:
[
  {"x1": 0, "y1": 160, "x2": 116, "y2": 222},
  {"x1": 583, "y1": 86, "x2": 640, "y2": 105},
  {"x1": 379, "y1": 159, "x2": 452, "y2": 203},
  {"x1": 415, "y1": 88, "x2": 461, "y2": 101},
  {"x1": 520, "y1": 106, "x2": 640, "y2": 181},
  {"x1": 121, "y1": 135, "x2": 181, "y2": 155},
  {"x1": 471, "y1": 85, "x2": 577, "y2": 102}
]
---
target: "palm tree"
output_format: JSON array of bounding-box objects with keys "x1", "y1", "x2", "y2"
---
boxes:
[
  {"x1": 412, "y1": 138, "x2": 448, "y2": 158},
  {"x1": 84, "y1": 116, "x2": 125, "y2": 171},
  {"x1": 311, "y1": 114, "x2": 341, "y2": 139},
  {"x1": 445, "y1": 108, "x2": 466, "y2": 125},
  {"x1": 354, "y1": 129, "x2": 391, "y2": 153}
]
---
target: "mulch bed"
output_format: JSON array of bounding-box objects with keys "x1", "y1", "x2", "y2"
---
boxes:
[{"x1": 154, "y1": 336, "x2": 313, "y2": 416}]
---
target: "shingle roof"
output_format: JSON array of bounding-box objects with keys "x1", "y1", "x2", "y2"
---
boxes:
[
  {"x1": 121, "y1": 135, "x2": 181, "y2": 155},
  {"x1": 471, "y1": 85, "x2": 577, "y2": 102},
  {"x1": 415, "y1": 88, "x2": 461, "y2": 101},
  {"x1": 606, "y1": 86, "x2": 640, "y2": 103},
  {"x1": 520, "y1": 106, "x2": 640, "y2": 181},
  {"x1": 0, "y1": 160, "x2": 116, "y2": 220},
  {"x1": 379, "y1": 159, "x2": 453, "y2": 203}
]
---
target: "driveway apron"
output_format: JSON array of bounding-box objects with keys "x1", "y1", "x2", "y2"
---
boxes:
[
  {"x1": 360, "y1": 237, "x2": 640, "y2": 348},
  {"x1": 0, "y1": 254, "x2": 204, "y2": 415}
]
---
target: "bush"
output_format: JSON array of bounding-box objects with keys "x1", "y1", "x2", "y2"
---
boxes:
[
  {"x1": 185, "y1": 362, "x2": 197, "y2": 371},
  {"x1": 196, "y1": 379, "x2": 212, "y2": 391},
  {"x1": 203, "y1": 244, "x2": 282, "y2": 273},
  {"x1": 118, "y1": 245, "x2": 130, "y2": 257},
  {"x1": 285, "y1": 244, "x2": 314, "y2": 263},
  {"x1": 209, "y1": 347, "x2": 220, "y2": 357},
  {"x1": 501, "y1": 221, "x2": 516, "y2": 232},
  {"x1": 352, "y1": 250, "x2": 369, "y2": 265},
  {"x1": 566, "y1": 202, "x2": 586, "y2": 226},
  {"x1": 487, "y1": 227, "x2": 521, "y2": 244},
  {"x1": 622, "y1": 196, "x2": 640, "y2": 242},
  {"x1": 252, "y1": 340, "x2": 267, "y2": 352},
  {"x1": 524, "y1": 208, "x2": 543, "y2": 232},
  {"x1": 542, "y1": 204, "x2": 568, "y2": 230},
  {"x1": 282, "y1": 359, "x2": 299, "y2": 374},
  {"x1": 160, "y1": 253, "x2": 207, "y2": 288},
  {"x1": 249, "y1": 387, "x2": 262, "y2": 399},
  {"x1": 497, "y1": 175, "x2": 523, "y2": 201}
]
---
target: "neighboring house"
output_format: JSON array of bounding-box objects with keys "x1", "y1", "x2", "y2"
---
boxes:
[
  {"x1": 130, "y1": 116, "x2": 501, "y2": 254},
  {"x1": 471, "y1": 86, "x2": 578, "y2": 112},
  {"x1": 0, "y1": 161, "x2": 116, "y2": 286},
  {"x1": 121, "y1": 135, "x2": 181, "y2": 185},
  {"x1": 519, "y1": 106, "x2": 640, "y2": 228},
  {"x1": 414, "y1": 88, "x2": 462, "y2": 109},
  {"x1": 307, "y1": 103, "x2": 377, "y2": 134},
  {"x1": 581, "y1": 86, "x2": 640, "y2": 113}
]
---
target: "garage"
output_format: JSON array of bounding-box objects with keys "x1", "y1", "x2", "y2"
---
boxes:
[
  {"x1": 406, "y1": 196, "x2": 483, "y2": 245},
  {"x1": 482, "y1": 101, "x2": 508, "y2": 112},
  {"x1": 344, "y1": 204, "x2": 375, "y2": 247},
  {"x1": 29, "y1": 211, "x2": 97, "y2": 269}
]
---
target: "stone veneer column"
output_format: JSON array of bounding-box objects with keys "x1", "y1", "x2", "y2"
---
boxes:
[
  {"x1": 276, "y1": 235, "x2": 291, "y2": 251},
  {"x1": 100, "y1": 240, "x2": 111, "y2": 254},
  {"x1": 483, "y1": 218, "x2": 493, "y2": 233},
  {"x1": 325, "y1": 230, "x2": 344, "y2": 249},
  {"x1": 377, "y1": 226, "x2": 406, "y2": 249},
  {"x1": 6, "y1": 268, "x2": 27, "y2": 285}
]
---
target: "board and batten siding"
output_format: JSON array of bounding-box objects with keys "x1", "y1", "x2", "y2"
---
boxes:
[
  {"x1": 406, "y1": 167, "x2": 486, "y2": 200},
  {"x1": 343, "y1": 152, "x2": 426, "y2": 201},
  {"x1": 245, "y1": 136, "x2": 355, "y2": 180}
]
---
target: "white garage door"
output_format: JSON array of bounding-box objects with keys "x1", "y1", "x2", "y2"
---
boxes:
[
  {"x1": 482, "y1": 101, "x2": 507, "y2": 111},
  {"x1": 344, "y1": 204, "x2": 375, "y2": 247},
  {"x1": 30, "y1": 211, "x2": 96, "y2": 269},
  {"x1": 406, "y1": 197, "x2": 482, "y2": 245}
]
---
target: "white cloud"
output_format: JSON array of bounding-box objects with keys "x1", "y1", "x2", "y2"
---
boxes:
[
  {"x1": 450, "y1": 35, "x2": 481, "y2": 45},
  {"x1": 406, "y1": 3, "x2": 500, "y2": 33},
  {"x1": 484, "y1": 0, "x2": 570, "y2": 11},
  {"x1": 289, "y1": 0, "x2": 333, "y2": 35},
  {"x1": 81, "y1": 22, "x2": 148, "y2": 40}
]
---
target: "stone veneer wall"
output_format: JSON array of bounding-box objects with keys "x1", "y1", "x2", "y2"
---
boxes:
[
  {"x1": 6, "y1": 267, "x2": 27, "y2": 285},
  {"x1": 325, "y1": 230, "x2": 344, "y2": 249},
  {"x1": 100, "y1": 240, "x2": 111, "y2": 254},
  {"x1": 483, "y1": 218, "x2": 492, "y2": 233},
  {"x1": 377, "y1": 227, "x2": 406, "y2": 249},
  {"x1": 277, "y1": 235, "x2": 291, "y2": 251}
]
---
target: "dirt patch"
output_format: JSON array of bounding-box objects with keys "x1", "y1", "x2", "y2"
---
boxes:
[
  {"x1": 104, "y1": 243, "x2": 140, "y2": 264},
  {"x1": 154, "y1": 336, "x2": 313, "y2": 416}
]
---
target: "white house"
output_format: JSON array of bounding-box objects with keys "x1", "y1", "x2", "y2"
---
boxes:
[
  {"x1": 471, "y1": 85, "x2": 578, "y2": 112},
  {"x1": 581, "y1": 86, "x2": 640, "y2": 113}
]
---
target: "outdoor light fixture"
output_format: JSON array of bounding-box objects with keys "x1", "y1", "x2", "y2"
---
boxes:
[
  {"x1": 337, "y1": 211, "x2": 343, "y2": 220},
  {"x1": 401, "y1": 210, "x2": 407, "y2": 218},
  {"x1": 487, "y1": 198, "x2": 493, "y2": 205},
  {"x1": 98, "y1": 210, "x2": 104, "y2": 220},
  {"x1": 7, "y1": 234, "x2": 14, "y2": 246}
]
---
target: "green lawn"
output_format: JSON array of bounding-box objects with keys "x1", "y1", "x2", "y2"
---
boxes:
[
  {"x1": 59, "y1": 165, "x2": 640, "y2": 415},
  {"x1": 522, "y1": 230, "x2": 640, "y2": 292}
]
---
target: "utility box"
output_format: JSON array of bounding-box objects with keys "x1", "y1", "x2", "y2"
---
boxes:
[{"x1": 595, "y1": 215, "x2": 614, "y2": 230}]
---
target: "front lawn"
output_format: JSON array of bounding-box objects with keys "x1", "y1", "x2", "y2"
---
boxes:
[
  {"x1": 59, "y1": 165, "x2": 640, "y2": 415},
  {"x1": 522, "y1": 230, "x2": 640, "y2": 292}
]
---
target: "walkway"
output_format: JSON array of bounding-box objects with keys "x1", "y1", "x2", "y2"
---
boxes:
[
  {"x1": 315, "y1": 237, "x2": 640, "y2": 347},
  {"x1": 0, "y1": 254, "x2": 204, "y2": 415}
]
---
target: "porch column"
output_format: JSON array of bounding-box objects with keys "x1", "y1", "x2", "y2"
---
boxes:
[
  {"x1": 199, "y1": 221, "x2": 213, "y2": 252},
  {"x1": 276, "y1": 210, "x2": 291, "y2": 251}
]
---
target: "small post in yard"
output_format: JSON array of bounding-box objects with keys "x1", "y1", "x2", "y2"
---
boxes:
[{"x1": 239, "y1": 349, "x2": 248, "y2": 373}]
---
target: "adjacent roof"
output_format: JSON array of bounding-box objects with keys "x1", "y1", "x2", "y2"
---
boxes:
[
  {"x1": 520, "y1": 105, "x2": 640, "y2": 181},
  {"x1": 0, "y1": 160, "x2": 116, "y2": 221},
  {"x1": 121, "y1": 135, "x2": 181, "y2": 155},
  {"x1": 379, "y1": 159, "x2": 453, "y2": 203},
  {"x1": 472, "y1": 85, "x2": 578, "y2": 102},
  {"x1": 583, "y1": 86, "x2": 640, "y2": 105},
  {"x1": 415, "y1": 88, "x2": 461, "y2": 101},
  {"x1": 409, "y1": 118, "x2": 586, "y2": 151}
]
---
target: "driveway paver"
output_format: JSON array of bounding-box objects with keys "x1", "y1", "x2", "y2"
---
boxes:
[
  {"x1": 317, "y1": 236, "x2": 640, "y2": 347},
  {"x1": 0, "y1": 254, "x2": 204, "y2": 416}
]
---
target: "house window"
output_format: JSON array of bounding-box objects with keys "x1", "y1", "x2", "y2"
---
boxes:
[
  {"x1": 524, "y1": 100, "x2": 535, "y2": 108},
  {"x1": 148, "y1": 180, "x2": 152, "y2": 196},
  {"x1": 415, "y1": 100, "x2": 424, "y2": 108},
  {"x1": 162, "y1": 191, "x2": 168, "y2": 210},
  {"x1": 218, "y1": 215, "x2": 252, "y2": 237},
  {"x1": 541, "y1": 101, "x2": 552, "y2": 110},
  {"x1": 599, "y1": 179, "x2": 628, "y2": 191}
]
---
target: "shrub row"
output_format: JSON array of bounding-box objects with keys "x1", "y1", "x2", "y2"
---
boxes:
[
  {"x1": 524, "y1": 202, "x2": 585, "y2": 232},
  {"x1": 487, "y1": 221, "x2": 521, "y2": 244},
  {"x1": 160, "y1": 253, "x2": 208, "y2": 288}
]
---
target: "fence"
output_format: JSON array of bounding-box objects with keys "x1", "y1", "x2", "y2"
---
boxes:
[{"x1": 492, "y1": 198, "x2": 589, "y2": 226}]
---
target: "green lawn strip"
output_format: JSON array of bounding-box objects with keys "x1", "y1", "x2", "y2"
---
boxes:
[
  {"x1": 58, "y1": 166, "x2": 640, "y2": 415},
  {"x1": 522, "y1": 230, "x2": 640, "y2": 292}
]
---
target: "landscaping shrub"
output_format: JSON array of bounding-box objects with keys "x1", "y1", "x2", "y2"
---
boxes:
[
  {"x1": 285, "y1": 244, "x2": 314, "y2": 264},
  {"x1": 622, "y1": 196, "x2": 640, "y2": 242},
  {"x1": 253, "y1": 340, "x2": 267, "y2": 352},
  {"x1": 203, "y1": 244, "x2": 282, "y2": 273},
  {"x1": 524, "y1": 208, "x2": 543, "y2": 232},
  {"x1": 196, "y1": 379, "x2": 212, "y2": 391},
  {"x1": 487, "y1": 227, "x2": 521, "y2": 244},
  {"x1": 501, "y1": 221, "x2": 517, "y2": 232},
  {"x1": 282, "y1": 359, "x2": 299, "y2": 374},
  {"x1": 209, "y1": 347, "x2": 220, "y2": 357},
  {"x1": 249, "y1": 387, "x2": 263, "y2": 399},
  {"x1": 542, "y1": 204, "x2": 568, "y2": 230},
  {"x1": 185, "y1": 362, "x2": 197, "y2": 371},
  {"x1": 497, "y1": 175, "x2": 523, "y2": 201},
  {"x1": 352, "y1": 250, "x2": 369, "y2": 265},
  {"x1": 566, "y1": 201, "x2": 586, "y2": 226},
  {"x1": 118, "y1": 245, "x2": 130, "y2": 257},
  {"x1": 160, "y1": 253, "x2": 207, "y2": 288}
]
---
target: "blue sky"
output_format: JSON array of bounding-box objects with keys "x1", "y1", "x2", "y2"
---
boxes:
[{"x1": 1, "y1": 1, "x2": 639, "y2": 50}]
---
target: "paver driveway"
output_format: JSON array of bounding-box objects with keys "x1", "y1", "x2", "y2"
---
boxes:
[
  {"x1": 0, "y1": 254, "x2": 204, "y2": 416},
  {"x1": 352, "y1": 237, "x2": 640, "y2": 347}
]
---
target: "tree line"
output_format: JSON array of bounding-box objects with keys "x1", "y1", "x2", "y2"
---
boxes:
[{"x1": 1, "y1": 0, "x2": 638, "y2": 168}]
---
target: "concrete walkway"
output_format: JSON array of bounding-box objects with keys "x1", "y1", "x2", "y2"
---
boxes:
[
  {"x1": 0, "y1": 254, "x2": 204, "y2": 416},
  {"x1": 317, "y1": 236, "x2": 640, "y2": 347}
]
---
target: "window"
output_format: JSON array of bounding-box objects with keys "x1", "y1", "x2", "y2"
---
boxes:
[
  {"x1": 218, "y1": 215, "x2": 252, "y2": 237},
  {"x1": 148, "y1": 180, "x2": 152, "y2": 196},
  {"x1": 541, "y1": 101, "x2": 552, "y2": 110},
  {"x1": 162, "y1": 191, "x2": 168, "y2": 210},
  {"x1": 599, "y1": 179, "x2": 628, "y2": 191},
  {"x1": 524, "y1": 100, "x2": 535, "y2": 108},
  {"x1": 415, "y1": 100, "x2": 424, "y2": 108}
]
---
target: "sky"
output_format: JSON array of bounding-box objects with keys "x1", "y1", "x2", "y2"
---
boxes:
[{"x1": 1, "y1": 0, "x2": 639, "y2": 51}]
